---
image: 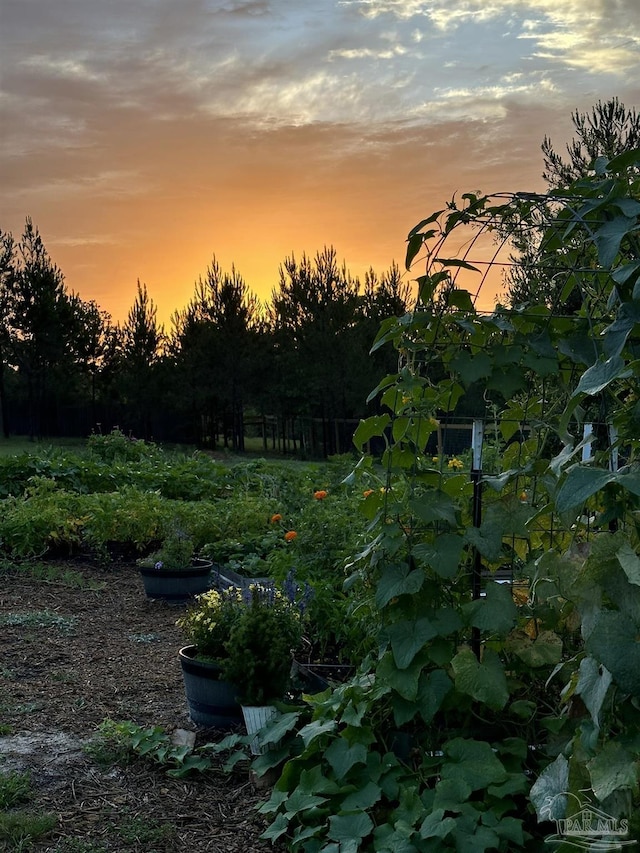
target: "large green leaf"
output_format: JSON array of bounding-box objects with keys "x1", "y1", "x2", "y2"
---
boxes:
[
  {"x1": 575, "y1": 656, "x2": 612, "y2": 728},
  {"x1": 296, "y1": 765, "x2": 342, "y2": 797},
  {"x1": 451, "y1": 647, "x2": 509, "y2": 709},
  {"x1": 585, "y1": 611, "x2": 640, "y2": 696},
  {"x1": 450, "y1": 351, "x2": 492, "y2": 384},
  {"x1": 340, "y1": 781, "x2": 382, "y2": 812},
  {"x1": 409, "y1": 492, "x2": 458, "y2": 526},
  {"x1": 280, "y1": 788, "x2": 328, "y2": 817},
  {"x1": 507, "y1": 630, "x2": 563, "y2": 668},
  {"x1": 375, "y1": 563, "x2": 425, "y2": 608},
  {"x1": 603, "y1": 301, "x2": 640, "y2": 358},
  {"x1": 529, "y1": 755, "x2": 569, "y2": 821},
  {"x1": 325, "y1": 737, "x2": 367, "y2": 781},
  {"x1": 587, "y1": 741, "x2": 639, "y2": 802},
  {"x1": 377, "y1": 649, "x2": 429, "y2": 701},
  {"x1": 297, "y1": 719, "x2": 337, "y2": 748},
  {"x1": 593, "y1": 215, "x2": 637, "y2": 267},
  {"x1": 412, "y1": 533, "x2": 464, "y2": 579},
  {"x1": 555, "y1": 466, "x2": 616, "y2": 513},
  {"x1": 389, "y1": 617, "x2": 439, "y2": 669},
  {"x1": 419, "y1": 809, "x2": 457, "y2": 840},
  {"x1": 260, "y1": 711, "x2": 301, "y2": 746},
  {"x1": 440, "y1": 737, "x2": 508, "y2": 791},
  {"x1": 616, "y1": 541, "x2": 640, "y2": 587},
  {"x1": 328, "y1": 813, "x2": 374, "y2": 846},
  {"x1": 574, "y1": 355, "x2": 629, "y2": 397},
  {"x1": 352, "y1": 415, "x2": 390, "y2": 451},
  {"x1": 417, "y1": 668, "x2": 453, "y2": 723},
  {"x1": 464, "y1": 581, "x2": 518, "y2": 634},
  {"x1": 464, "y1": 520, "x2": 504, "y2": 562}
]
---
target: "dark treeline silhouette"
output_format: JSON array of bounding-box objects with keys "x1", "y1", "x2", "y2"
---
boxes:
[{"x1": 0, "y1": 221, "x2": 411, "y2": 456}]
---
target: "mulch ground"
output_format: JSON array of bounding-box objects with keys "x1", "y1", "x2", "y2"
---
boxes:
[{"x1": 0, "y1": 559, "x2": 289, "y2": 853}]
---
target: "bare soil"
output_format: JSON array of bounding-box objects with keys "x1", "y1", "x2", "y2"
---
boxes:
[{"x1": 0, "y1": 560, "x2": 288, "y2": 853}]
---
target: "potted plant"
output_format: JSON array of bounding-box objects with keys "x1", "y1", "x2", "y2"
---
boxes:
[
  {"x1": 176, "y1": 586, "x2": 245, "y2": 728},
  {"x1": 220, "y1": 572, "x2": 312, "y2": 753},
  {"x1": 137, "y1": 529, "x2": 213, "y2": 603}
]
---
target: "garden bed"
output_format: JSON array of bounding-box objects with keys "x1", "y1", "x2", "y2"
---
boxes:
[{"x1": 0, "y1": 559, "x2": 287, "y2": 853}]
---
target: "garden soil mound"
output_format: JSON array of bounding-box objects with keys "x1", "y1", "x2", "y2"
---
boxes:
[{"x1": 0, "y1": 561, "x2": 288, "y2": 853}]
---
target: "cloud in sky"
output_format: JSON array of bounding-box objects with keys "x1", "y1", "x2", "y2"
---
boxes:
[{"x1": 1, "y1": 0, "x2": 639, "y2": 324}]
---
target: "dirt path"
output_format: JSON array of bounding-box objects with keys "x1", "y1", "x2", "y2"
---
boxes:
[{"x1": 0, "y1": 560, "x2": 287, "y2": 852}]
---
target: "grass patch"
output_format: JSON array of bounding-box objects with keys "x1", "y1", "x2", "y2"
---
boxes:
[
  {"x1": 0, "y1": 561, "x2": 105, "y2": 591},
  {"x1": 0, "y1": 772, "x2": 31, "y2": 810},
  {"x1": 0, "y1": 810, "x2": 57, "y2": 850},
  {"x1": 115, "y1": 815, "x2": 175, "y2": 845},
  {"x1": 0, "y1": 611, "x2": 76, "y2": 634},
  {"x1": 0, "y1": 771, "x2": 56, "y2": 851}
]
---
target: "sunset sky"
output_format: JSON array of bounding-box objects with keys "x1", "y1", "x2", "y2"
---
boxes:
[{"x1": 2, "y1": 0, "x2": 639, "y2": 327}]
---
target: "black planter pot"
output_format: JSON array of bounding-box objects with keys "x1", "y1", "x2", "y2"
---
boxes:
[
  {"x1": 178, "y1": 645, "x2": 242, "y2": 729},
  {"x1": 139, "y1": 558, "x2": 213, "y2": 603}
]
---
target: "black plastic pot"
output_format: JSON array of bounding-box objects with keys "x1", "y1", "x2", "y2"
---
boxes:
[
  {"x1": 139, "y1": 558, "x2": 213, "y2": 603},
  {"x1": 178, "y1": 645, "x2": 242, "y2": 729}
]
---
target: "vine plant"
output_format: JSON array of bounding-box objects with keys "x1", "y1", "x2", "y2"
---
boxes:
[{"x1": 258, "y1": 149, "x2": 640, "y2": 851}]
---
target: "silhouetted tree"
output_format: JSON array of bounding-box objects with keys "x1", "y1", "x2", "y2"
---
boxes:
[
  {"x1": 271, "y1": 247, "x2": 363, "y2": 454},
  {"x1": 542, "y1": 97, "x2": 640, "y2": 188},
  {"x1": 505, "y1": 98, "x2": 640, "y2": 311},
  {"x1": 120, "y1": 280, "x2": 163, "y2": 439},
  {"x1": 170, "y1": 258, "x2": 261, "y2": 449},
  {"x1": 4, "y1": 218, "x2": 92, "y2": 436}
]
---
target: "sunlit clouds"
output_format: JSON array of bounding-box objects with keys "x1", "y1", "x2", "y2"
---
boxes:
[{"x1": 1, "y1": 0, "x2": 638, "y2": 325}]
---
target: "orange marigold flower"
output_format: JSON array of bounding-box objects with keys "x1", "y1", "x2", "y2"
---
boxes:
[
  {"x1": 363, "y1": 489, "x2": 374, "y2": 498},
  {"x1": 284, "y1": 530, "x2": 298, "y2": 542},
  {"x1": 270, "y1": 513, "x2": 282, "y2": 523},
  {"x1": 313, "y1": 490, "x2": 328, "y2": 500}
]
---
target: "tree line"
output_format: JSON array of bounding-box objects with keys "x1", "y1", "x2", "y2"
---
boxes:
[{"x1": 0, "y1": 227, "x2": 410, "y2": 455}]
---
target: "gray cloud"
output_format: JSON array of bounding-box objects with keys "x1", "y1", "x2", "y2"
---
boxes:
[{"x1": 1, "y1": 0, "x2": 638, "y2": 323}]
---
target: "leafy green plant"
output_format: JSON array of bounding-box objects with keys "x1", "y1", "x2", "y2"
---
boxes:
[
  {"x1": 86, "y1": 719, "x2": 211, "y2": 778},
  {"x1": 221, "y1": 575, "x2": 311, "y2": 705},
  {"x1": 86, "y1": 428, "x2": 161, "y2": 463},
  {"x1": 258, "y1": 150, "x2": 640, "y2": 849},
  {"x1": 176, "y1": 586, "x2": 246, "y2": 660}
]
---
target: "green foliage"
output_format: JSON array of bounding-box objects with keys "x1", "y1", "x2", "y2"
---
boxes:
[
  {"x1": 221, "y1": 578, "x2": 309, "y2": 705},
  {"x1": 260, "y1": 150, "x2": 640, "y2": 849},
  {"x1": 138, "y1": 524, "x2": 195, "y2": 570},
  {"x1": 0, "y1": 772, "x2": 32, "y2": 810},
  {"x1": 86, "y1": 428, "x2": 161, "y2": 463},
  {"x1": 0, "y1": 770, "x2": 56, "y2": 851},
  {"x1": 0, "y1": 810, "x2": 57, "y2": 850},
  {"x1": 87, "y1": 719, "x2": 212, "y2": 778},
  {"x1": 176, "y1": 586, "x2": 246, "y2": 660},
  {"x1": 0, "y1": 610, "x2": 76, "y2": 634}
]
